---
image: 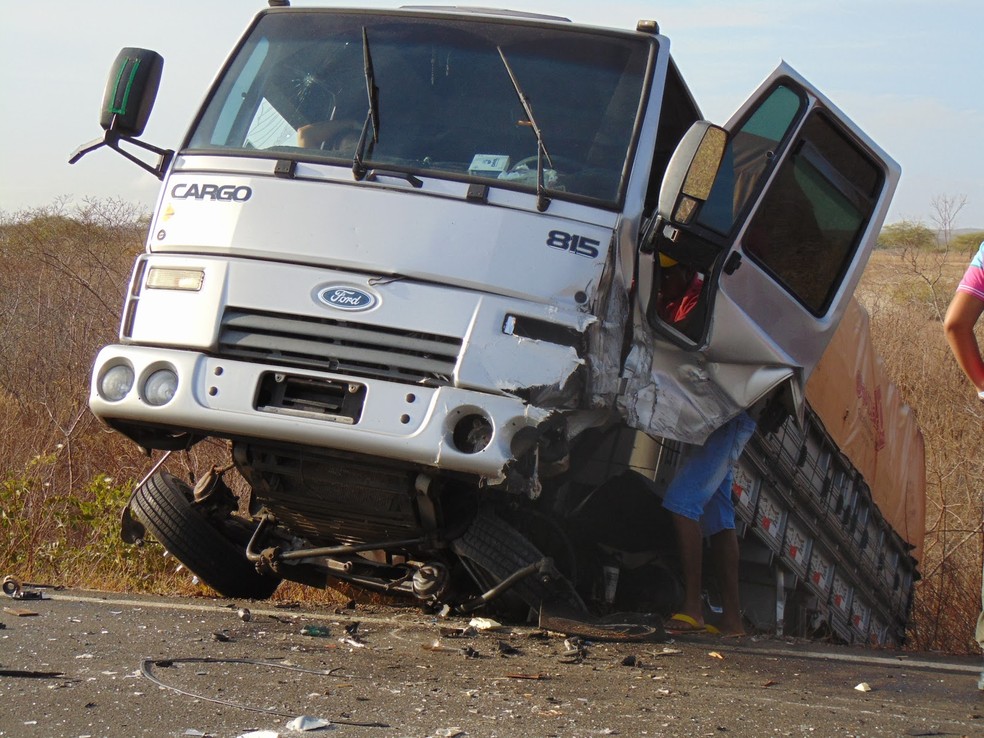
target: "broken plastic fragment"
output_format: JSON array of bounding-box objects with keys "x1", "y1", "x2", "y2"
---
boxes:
[
  {"x1": 285, "y1": 715, "x2": 331, "y2": 731},
  {"x1": 469, "y1": 617, "x2": 503, "y2": 631},
  {"x1": 300, "y1": 625, "x2": 331, "y2": 637}
]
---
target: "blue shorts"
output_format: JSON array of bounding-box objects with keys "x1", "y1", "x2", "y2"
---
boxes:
[{"x1": 662, "y1": 411, "x2": 756, "y2": 537}]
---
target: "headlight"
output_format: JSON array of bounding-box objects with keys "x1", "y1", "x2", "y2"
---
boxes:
[
  {"x1": 143, "y1": 368, "x2": 178, "y2": 406},
  {"x1": 99, "y1": 364, "x2": 135, "y2": 402},
  {"x1": 146, "y1": 267, "x2": 204, "y2": 291}
]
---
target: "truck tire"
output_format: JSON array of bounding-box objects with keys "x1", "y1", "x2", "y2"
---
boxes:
[
  {"x1": 131, "y1": 471, "x2": 281, "y2": 600},
  {"x1": 451, "y1": 507, "x2": 586, "y2": 619}
]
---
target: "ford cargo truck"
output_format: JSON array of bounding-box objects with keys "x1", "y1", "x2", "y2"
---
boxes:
[{"x1": 73, "y1": 3, "x2": 919, "y2": 643}]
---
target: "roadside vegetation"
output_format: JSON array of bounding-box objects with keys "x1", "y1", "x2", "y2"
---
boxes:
[{"x1": 1, "y1": 198, "x2": 983, "y2": 652}]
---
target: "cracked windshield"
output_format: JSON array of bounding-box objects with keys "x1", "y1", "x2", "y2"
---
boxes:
[{"x1": 187, "y1": 11, "x2": 652, "y2": 205}]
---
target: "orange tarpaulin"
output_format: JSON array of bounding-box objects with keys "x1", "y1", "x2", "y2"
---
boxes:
[{"x1": 805, "y1": 297, "x2": 926, "y2": 562}]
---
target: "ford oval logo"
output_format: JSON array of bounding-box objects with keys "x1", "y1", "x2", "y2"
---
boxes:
[{"x1": 316, "y1": 285, "x2": 378, "y2": 312}]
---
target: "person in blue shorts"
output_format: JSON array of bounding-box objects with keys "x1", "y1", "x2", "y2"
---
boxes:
[{"x1": 662, "y1": 410, "x2": 757, "y2": 636}]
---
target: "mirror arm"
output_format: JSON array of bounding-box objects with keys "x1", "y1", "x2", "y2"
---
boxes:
[{"x1": 69, "y1": 127, "x2": 174, "y2": 180}]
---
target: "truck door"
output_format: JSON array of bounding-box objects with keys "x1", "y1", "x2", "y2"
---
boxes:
[{"x1": 642, "y1": 62, "x2": 899, "y2": 385}]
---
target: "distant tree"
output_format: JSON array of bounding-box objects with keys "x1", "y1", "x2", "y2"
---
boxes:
[
  {"x1": 878, "y1": 220, "x2": 936, "y2": 250},
  {"x1": 930, "y1": 193, "x2": 967, "y2": 249},
  {"x1": 953, "y1": 231, "x2": 984, "y2": 255}
]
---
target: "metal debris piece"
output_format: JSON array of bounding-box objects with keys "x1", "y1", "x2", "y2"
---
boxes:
[
  {"x1": 561, "y1": 636, "x2": 587, "y2": 663},
  {"x1": 2, "y1": 575, "x2": 42, "y2": 600}
]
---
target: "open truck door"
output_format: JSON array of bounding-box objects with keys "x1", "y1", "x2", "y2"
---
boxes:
[{"x1": 627, "y1": 62, "x2": 900, "y2": 444}]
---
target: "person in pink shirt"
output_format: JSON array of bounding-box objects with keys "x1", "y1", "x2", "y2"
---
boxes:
[{"x1": 942, "y1": 240, "x2": 984, "y2": 688}]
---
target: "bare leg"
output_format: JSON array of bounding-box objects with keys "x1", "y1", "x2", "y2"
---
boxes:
[
  {"x1": 709, "y1": 528, "x2": 745, "y2": 635},
  {"x1": 671, "y1": 512, "x2": 705, "y2": 626}
]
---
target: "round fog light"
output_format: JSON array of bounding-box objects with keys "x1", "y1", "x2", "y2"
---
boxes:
[
  {"x1": 452, "y1": 413, "x2": 493, "y2": 454},
  {"x1": 100, "y1": 364, "x2": 134, "y2": 402},
  {"x1": 143, "y1": 368, "x2": 178, "y2": 406}
]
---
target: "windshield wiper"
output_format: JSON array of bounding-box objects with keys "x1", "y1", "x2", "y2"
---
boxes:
[
  {"x1": 497, "y1": 46, "x2": 553, "y2": 212},
  {"x1": 353, "y1": 26, "x2": 379, "y2": 181}
]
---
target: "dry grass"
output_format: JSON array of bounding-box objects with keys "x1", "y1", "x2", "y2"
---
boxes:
[
  {"x1": 1, "y1": 203, "x2": 981, "y2": 651},
  {"x1": 859, "y1": 249, "x2": 984, "y2": 653}
]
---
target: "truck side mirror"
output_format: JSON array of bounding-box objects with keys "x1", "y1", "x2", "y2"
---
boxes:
[
  {"x1": 69, "y1": 48, "x2": 173, "y2": 179},
  {"x1": 656, "y1": 121, "x2": 727, "y2": 230},
  {"x1": 99, "y1": 48, "x2": 164, "y2": 137}
]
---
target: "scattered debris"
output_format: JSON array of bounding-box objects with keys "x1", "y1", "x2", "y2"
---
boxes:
[
  {"x1": 2, "y1": 606, "x2": 38, "y2": 617},
  {"x1": 439, "y1": 625, "x2": 478, "y2": 638},
  {"x1": 469, "y1": 617, "x2": 503, "y2": 631},
  {"x1": 238, "y1": 608, "x2": 252, "y2": 623},
  {"x1": 708, "y1": 651, "x2": 724, "y2": 660},
  {"x1": 649, "y1": 647, "x2": 682, "y2": 657},
  {"x1": 620, "y1": 655, "x2": 637, "y2": 667},
  {"x1": 141, "y1": 658, "x2": 387, "y2": 727},
  {"x1": 854, "y1": 682, "x2": 872, "y2": 692},
  {"x1": 496, "y1": 640, "x2": 521, "y2": 656},
  {"x1": 460, "y1": 645, "x2": 480, "y2": 659},
  {"x1": 285, "y1": 715, "x2": 331, "y2": 731},
  {"x1": 0, "y1": 668, "x2": 65, "y2": 679},
  {"x1": 300, "y1": 625, "x2": 331, "y2": 638},
  {"x1": 505, "y1": 672, "x2": 549, "y2": 680},
  {"x1": 763, "y1": 679, "x2": 778, "y2": 687},
  {"x1": 561, "y1": 637, "x2": 587, "y2": 663},
  {"x1": 431, "y1": 728, "x2": 465, "y2": 738},
  {"x1": 2, "y1": 575, "x2": 43, "y2": 600},
  {"x1": 213, "y1": 630, "x2": 232, "y2": 642}
]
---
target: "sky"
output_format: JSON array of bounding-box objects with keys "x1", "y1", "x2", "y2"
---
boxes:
[{"x1": 2, "y1": 0, "x2": 982, "y2": 228}]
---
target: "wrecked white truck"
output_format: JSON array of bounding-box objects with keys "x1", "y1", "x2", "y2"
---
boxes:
[{"x1": 73, "y1": 4, "x2": 921, "y2": 643}]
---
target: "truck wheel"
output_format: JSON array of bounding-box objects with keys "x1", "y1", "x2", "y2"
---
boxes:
[
  {"x1": 451, "y1": 508, "x2": 586, "y2": 619},
  {"x1": 131, "y1": 471, "x2": 281, "y2": 600}
]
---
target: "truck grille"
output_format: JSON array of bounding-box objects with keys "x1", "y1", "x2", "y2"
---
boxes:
[{"x1": 219, "y1": 308, "x2": 461, "y2": 385}]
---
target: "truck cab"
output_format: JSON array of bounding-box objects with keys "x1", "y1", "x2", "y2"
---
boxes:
[{"x1": 75, "y1": 5, "x2": 900, "y2": 625}]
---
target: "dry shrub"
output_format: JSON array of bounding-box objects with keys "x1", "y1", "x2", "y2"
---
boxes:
[{"x1": 859, "y1": 250, "x2": 984, "y2": 653}]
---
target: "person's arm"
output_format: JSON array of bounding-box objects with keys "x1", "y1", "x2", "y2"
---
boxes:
[{"x1": 943, "y1": 290, "x2": 984, "y2": 392}]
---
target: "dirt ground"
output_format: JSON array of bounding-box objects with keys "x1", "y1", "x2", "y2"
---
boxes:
[{"x1": 1, "y1": 588, "x2": 983, "y2": 738}]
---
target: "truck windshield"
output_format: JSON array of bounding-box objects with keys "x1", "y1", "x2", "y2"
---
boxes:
[{"x1": 186, "y1": 10, "x2": 652, "y2": 207}]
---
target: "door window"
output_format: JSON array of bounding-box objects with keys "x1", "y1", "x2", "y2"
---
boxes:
[{"x1": 741, "y1": 113, "x2": 883, "y2": 315}]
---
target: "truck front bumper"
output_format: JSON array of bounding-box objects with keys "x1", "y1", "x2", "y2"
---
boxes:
[{"x1": 90, "y1": 344, "x2": 552, "y2": 481}]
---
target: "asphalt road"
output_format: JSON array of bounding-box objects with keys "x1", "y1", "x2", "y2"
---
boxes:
[{"x1": 1, "y1": 588, "x2": 982, "y2": 738}]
